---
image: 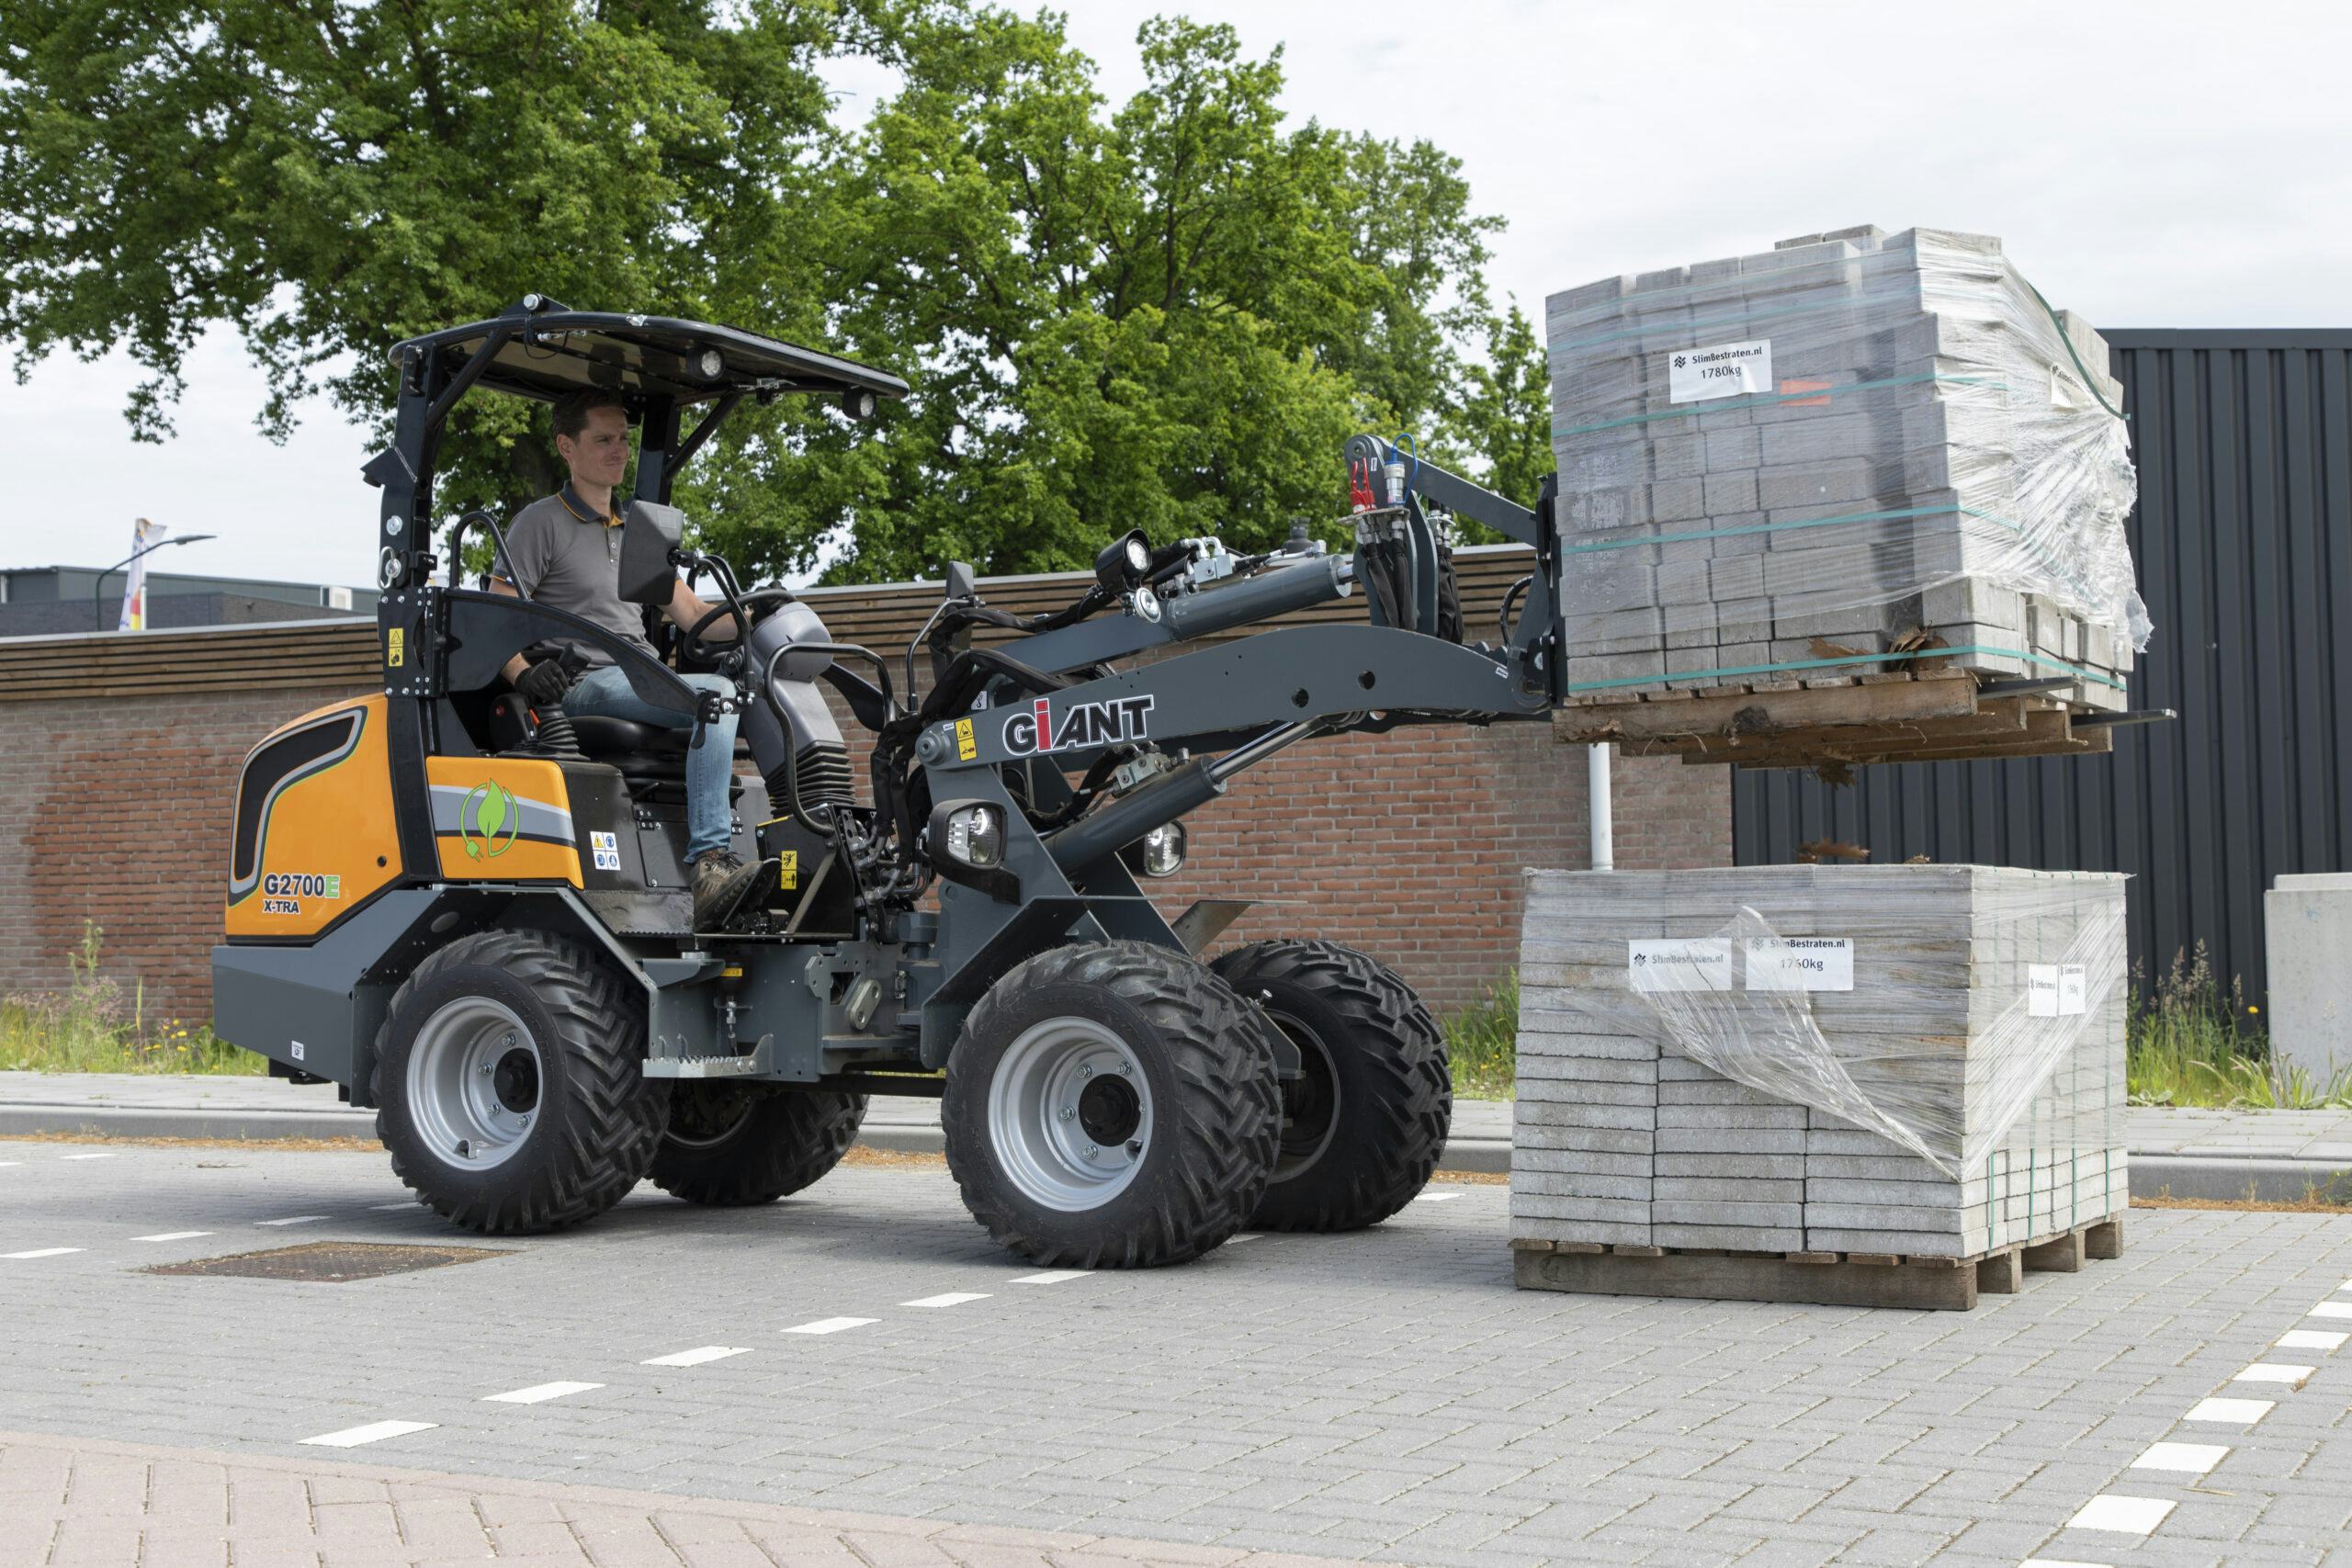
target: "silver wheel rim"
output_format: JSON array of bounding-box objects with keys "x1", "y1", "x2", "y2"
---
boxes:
[
  {"x1": 406, "y1": 997, "x2": 543, "y2": 1170},
  {"x1": 987, "y1": 1017, "x2": 1154, "y2": 1212}
]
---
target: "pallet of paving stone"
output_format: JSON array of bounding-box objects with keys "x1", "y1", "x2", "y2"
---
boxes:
[
  {"x1": 1548, "y1": 666, "x2": 2119, "y2": 770},
  {"x1": 1510, "y1": 1216, "x2": 2123, "y2": 1312}
]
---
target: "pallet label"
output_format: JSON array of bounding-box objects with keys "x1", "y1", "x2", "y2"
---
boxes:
[
  {"x1": 1666, "y1": 338, "x2": 1771, "y2": 403},
  {"x1": 1746, "y1": 936, "x2": 1854, "y2": 991},
  {"x1": 1628, "y1": 938, "x2": 1734, "y2": 992}
]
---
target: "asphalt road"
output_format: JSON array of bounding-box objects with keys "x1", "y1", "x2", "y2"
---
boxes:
[{"x1": 3, "y1": 1138, "x2": 2350, "y2": 1567}]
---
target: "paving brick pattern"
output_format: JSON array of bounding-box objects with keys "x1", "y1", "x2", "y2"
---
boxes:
[{"x1": 4, "y1": 1141, "x2": 2351, "y2": 1567}]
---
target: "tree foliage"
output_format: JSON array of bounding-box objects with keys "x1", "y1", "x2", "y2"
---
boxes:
[{"x1": 1, "y1": 2, "x2": 1553, "y2": 583}]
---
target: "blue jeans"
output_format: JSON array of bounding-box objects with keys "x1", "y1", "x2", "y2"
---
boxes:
[{"x1": 566, "y1": 666, "x2": 740, "y2": 863}]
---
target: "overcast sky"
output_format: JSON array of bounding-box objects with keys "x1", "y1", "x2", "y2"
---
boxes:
[{"x1": 7, "y1": 0, "x2": 2347, "y2": 591}]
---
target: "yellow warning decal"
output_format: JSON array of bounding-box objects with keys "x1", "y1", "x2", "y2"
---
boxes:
[
  {"x1": 955, "y1": 717, "x2": 977, "y2": 761},
  {"x1": 777, "y1": 850, "x2": 798, "y2": 890},
  {"x1": 386, "y1": 628, "x2": 405, "y2": 668}
]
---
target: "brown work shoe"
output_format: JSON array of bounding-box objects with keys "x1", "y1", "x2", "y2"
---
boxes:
[{"x1": 690, "y1": 851, "x2": 779, "y2": 932}]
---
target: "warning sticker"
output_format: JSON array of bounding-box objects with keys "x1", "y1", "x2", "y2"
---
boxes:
[
  {"x1": 1667, "y1": 339, "x2": 1772, "y2": 403},
  {"x1": 387, "y1": 627, "x2": 405, "y2": 668},
  {"x1": 955, "y1": 717, "x2": 977, "y2": 761},
  {"x1": 1746, "y1": 937, "x2": 1854, "y2": 991},
  {"x1": 776, "y1": 850, "x2": 798, "y2": 891},
  {"x1": 1628, "y1": 939, "x2": 1734, "y2": 993},
  {"x1": 589, "y1": 830, "x2": 621, "y2": 871}
]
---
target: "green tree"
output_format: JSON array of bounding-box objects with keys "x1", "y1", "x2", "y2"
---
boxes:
[{"x1": 1440, "y1": 302, "x2": 1554, "y2": 539}]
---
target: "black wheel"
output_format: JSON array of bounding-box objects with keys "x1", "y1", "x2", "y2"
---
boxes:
[
  {"x1": 649, "y1": 1084, "x2": 867, "y2": 1205},
  {"x1": 1211, "y1": 940, "x2": 1452, "y2": 1232},
  {"x1": 372, "y1": 930, "x2": 670, "y2": 1235},
  {"x1": 942, "y1": 942, "x2": 1280, "y2": 1268}
]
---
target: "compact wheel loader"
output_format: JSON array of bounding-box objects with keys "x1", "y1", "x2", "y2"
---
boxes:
[{"x1": 213, "y1": 297, "x2": 1565, "y2": 1266}]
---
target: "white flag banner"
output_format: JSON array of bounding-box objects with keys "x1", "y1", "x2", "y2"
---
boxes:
[{"x1": 118, "y1": 518, "x2": 162, "y2": 631}]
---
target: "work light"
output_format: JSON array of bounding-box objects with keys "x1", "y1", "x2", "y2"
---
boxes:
[
  {"x1": 944, "y1": 803, "x2": 1005, "y2": 869},
  {"x1": 698, "y1": 349, "x2": 724, "y2": 378},
  {"x1": 1136, "y1": 821, "x2": 1186, "y2": 878},
  {"x1": 1095, "y1": 530, "x2": 1153, "y2": 592}
]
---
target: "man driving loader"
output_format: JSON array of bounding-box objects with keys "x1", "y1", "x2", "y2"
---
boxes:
[{"x1": 491, "y1": 389, "x2": 775, "y2": 931}]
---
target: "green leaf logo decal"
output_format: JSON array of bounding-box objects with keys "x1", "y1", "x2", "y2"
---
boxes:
[{"x1": 459, "y1": 781, "x2": 521, "y2": 860}]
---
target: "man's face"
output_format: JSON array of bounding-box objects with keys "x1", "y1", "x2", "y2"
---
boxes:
[{"x1": 556, "y1": 405, "x2": 631, "y2": 492}]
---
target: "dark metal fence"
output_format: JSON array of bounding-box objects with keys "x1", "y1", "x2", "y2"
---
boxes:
[{"x1": 1733, "y1": 331, "x2": 2352, "y2": 1005}]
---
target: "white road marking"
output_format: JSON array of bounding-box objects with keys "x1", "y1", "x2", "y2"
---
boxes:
[
  {"x1": 3, "y1": 1247, "x2": 82, "y2": 1259},
  {"x1": 58, "y1": 1154, "x2": 115, "y2": 1162},
  {"x1": 2305, "y1": 1301, "x2": 2352, "y2": 1320},
  {"x1": 0, "y1": 1161, "x2": 21, "y2": 1168},
  {"x1": 2278, "y1": 1328, "x2": 2349, "y2": 1351},
  {"x1": 1011, "y1": 1270, "x2": 1090, "y2": 1285},
  {"x1": 300, "y1": 1420, "x2": 436, "y2": 1448},
  {"x1": 642, "y1": 1347, "x2": 751, "y2": 1368},
  {"x1": 1226, "y1": 1233, "x2": 1261, "y2": 1244},
  {"x1": 783, "y1": 1316, "x2": 878, "y2": 1335},
  {"x1": 130, "y1": 1232, "x2": 212, "y2": 1243},
  {"x1": 368, "y1": 1202, "x2": 416, "y2": 1212},
  {"x1": 2131, "y1": 1440, "x2": 2228, "y2": 1475},
  {"x1": 899, "y1": 1292, "x2": 990, "y2": 1309},
  {"x1": 1414, "y1": 1191, "x2": 1461, "y2": 1202},
  {"x1": 2064, "y1": 1495, "x2": 2176, "y2": 1534},
  {"x1": 482, "y1": 1382, "x2": 603, "y2": 1404},
  {"x1": 2234, "y1": 1362, "x2": 2315, "y2": 1385},
  {"x1": 255, "y1": 1215, "x2": 326, "y2": 1226},
  {"x1": 2183, "y1": 1396, "x2": 2273, "y2": 1424}
]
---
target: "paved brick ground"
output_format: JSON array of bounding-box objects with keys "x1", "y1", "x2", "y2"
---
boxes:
[{"x1": 3, "y1": 1138, "x2": 2350, "y2": 1566}]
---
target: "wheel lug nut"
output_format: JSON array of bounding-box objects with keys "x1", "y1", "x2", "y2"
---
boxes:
[
  {"x1": 1084, "y1": 1145, "x2": 1099, "y2": 1157},
  {"x1": 1080, "y1": 1065, "x2": 1093, "y2": 1077},
  {"x1": 1059, "y1": 1107, "x2": 1075, "y2": 1121}
]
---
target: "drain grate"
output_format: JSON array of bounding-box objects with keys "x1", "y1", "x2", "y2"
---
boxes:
[{"x1": 146, "y1": 1241, "x2": 511, "y2": 1282}]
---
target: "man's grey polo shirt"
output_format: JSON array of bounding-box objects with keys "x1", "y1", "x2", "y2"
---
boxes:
[{"x1": 494, "y1": 486, "x2": 662, "y2": 668}]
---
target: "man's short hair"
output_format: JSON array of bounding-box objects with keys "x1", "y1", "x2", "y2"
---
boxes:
[{"x1": 552, "y1": 389, "x2": 628, "y2": 443}]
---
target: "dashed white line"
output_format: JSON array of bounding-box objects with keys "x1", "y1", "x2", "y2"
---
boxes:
[
  {"x1": 2183, "y1": 1396, "x2": 2273, "y2": 1425},
  {"x1": 2277, "y1": 1328, "x2": 2348, "y2": 1352},
  {"x1": 1010, "y1": 1270, "x2": 1089, "y2": 1285},
  {"x1": 3, "y1": 1247, "x2": 82, "y2": 1260},
  {"x1": 2131, "y1": 1441, "x2": 2228, "y2": 1476},
  {"x1": 2305, "y1": 1301, "x2": 2352, "y2": 1320},
  {"x1": 482, "y1": 1382, "x2": 603, "y2": 1404},
  {"x1": 2064, "y1": 1495, "x2": 2176, "y2": 1534},
  {"x1": 130, "y1": 1232, "x2": 212, "y2": 1243},
  {"x1": 58, "y1": 1154, "x2": 115, "y2": 1162},
  {"x1": 1227, "y1": 1233, "x2": 1261, "y2": 1244},
  {"x1": 0, "y1": 1161, "x2": 21, "y2": 1168},
  {"x1": 2234, "y1": 1362, "x2": 2315, "y2": 1385},
  {"x1": 641, "y1": 1347, "x2": 751, "y2": 1368},
  {"x1": 1414, "y1": 1191, "x2": 1461, "y2": 1202},
  {"x1": 899, "y1": 1292, "x2": 990, "y2": 1309},
  {"x1": 255, "y1": 1215, "x2": 326, "y2": 1227},
  {"x1": 300, "y1": 1420, "x2": 436, "y2": 1448},
  {"x1": 783, "y1": 1316, "x2": 877, "y2": 1335},
  {"x1": 368, "y1": 1202, "x2": 416, "y2": 1212}
]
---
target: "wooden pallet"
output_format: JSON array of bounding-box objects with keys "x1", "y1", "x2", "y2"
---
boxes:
[
  {"x1": 1551, "y1": 669, "x2": 2115, "y2": 772},
  {"x1": 1510, "y1": 1215, "x2": 2124, "y2": 1312}
]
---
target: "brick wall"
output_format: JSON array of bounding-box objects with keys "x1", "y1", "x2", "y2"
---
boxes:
[
  {"x1": 0, "y1": 676, "x2": 1724, "y2": 1022},
  {"x1": 0, "y1": 685, "x2": 374, "y2": 1028}
]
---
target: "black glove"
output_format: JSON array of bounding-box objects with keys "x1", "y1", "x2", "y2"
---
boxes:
[{"x1": 514, "y1": 658, "x2": 574, "y2": 706}]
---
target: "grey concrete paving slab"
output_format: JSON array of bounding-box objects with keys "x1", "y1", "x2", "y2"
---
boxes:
[{"x1": 2, "y1": 1136, "x2": 2351, "y2": 1565}]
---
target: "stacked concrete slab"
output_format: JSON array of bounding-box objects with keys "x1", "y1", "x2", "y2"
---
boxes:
[
  {"x1": 1546, "y1": 225, "x2": 2143, "y2": 706},
  {"x1": 1512, "y1": 865, "x2": 2127, "y2": 1261}
]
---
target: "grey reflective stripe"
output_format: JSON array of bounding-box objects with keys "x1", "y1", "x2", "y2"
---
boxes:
[
  {"x1": 427, "y1": 784, "x2": 577, "y2": 845},
  {"x1": 228, "y1": 712, "x2": 367, "y2": 900}
]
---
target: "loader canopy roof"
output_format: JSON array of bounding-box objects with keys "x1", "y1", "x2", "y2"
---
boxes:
[{"x1": 389, "y1": 299, "x2": 910, "y2": 409}]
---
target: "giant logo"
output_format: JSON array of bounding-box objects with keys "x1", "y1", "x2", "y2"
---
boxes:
[{"x1": 1002, "y1": 694, "x2": 1154, "y2": 757}]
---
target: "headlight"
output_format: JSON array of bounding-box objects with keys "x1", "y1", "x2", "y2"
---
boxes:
[
  {"x1": 698, "y1": 348, "x2": 724, "y2": 378},
  {"x1": 1136, "y1": 821, "x2": 1185, "y2": 878},
  {"x1": 943, "y1": 803, "x2": 1004, "y2": 869},
  {"x1": 1094, "y1": 529, "x2": 1153, "y2": 592}
]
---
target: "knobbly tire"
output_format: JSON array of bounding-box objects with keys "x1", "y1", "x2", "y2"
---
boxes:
[
  {"x1": 943, "y1": 941, "x2": 1280, "y2": 1269},
  {"x1": 1212, "y1": 939, "x2": 1453, "y2": 1233},
  {"x1": 649, "y1": 1084, "x2": 867, "y2": 1205},
  {"x1": 372, "y1": 930, "x2": 670, "y2": 1235}
]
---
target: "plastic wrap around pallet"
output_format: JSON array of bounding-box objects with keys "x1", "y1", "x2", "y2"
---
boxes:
[
  {"x1": 1627, "y1": 897, "x2": 2126, "y2": 1179},
  {"x1": 1547, "y1": 225, "x2": 2148, "y2": 697}
]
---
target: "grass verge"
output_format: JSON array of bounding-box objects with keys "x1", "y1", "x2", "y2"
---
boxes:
[{"x1": 2, "y1": 924, "x2": 259, "y2": 1076}]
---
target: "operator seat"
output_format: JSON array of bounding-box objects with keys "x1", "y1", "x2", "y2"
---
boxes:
[{"x1": 571, "y1": 714, "x2": 752, "y2": 784}]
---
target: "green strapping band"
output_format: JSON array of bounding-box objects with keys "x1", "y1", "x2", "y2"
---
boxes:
[
  {"x1": 1563, "y1": 643, "x2": 2127, "y2": 694},
  {"x1": 2027, "y1": 279, "x2": 2127, "y2": 423},
  {"x1": 1552, "y1": 373, "x2": 2004, "y2": 438}
]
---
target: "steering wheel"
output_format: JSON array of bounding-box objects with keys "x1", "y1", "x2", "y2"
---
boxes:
[{"x1": 681, "y1": 585, "x2": 797, "y2": 666}]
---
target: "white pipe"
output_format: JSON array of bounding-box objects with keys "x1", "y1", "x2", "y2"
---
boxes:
[{"x1": 1587, "y1": 742, "x2": 1614, "y2": 872}]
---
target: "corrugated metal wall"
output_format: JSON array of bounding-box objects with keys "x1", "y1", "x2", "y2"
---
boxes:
[{"x1": 1734, "y1": 331, "x2": 2352, "y2": 1004}]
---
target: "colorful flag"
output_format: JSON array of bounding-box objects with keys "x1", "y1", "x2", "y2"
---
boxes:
[{"x1": 118, "y1": 518, "x2": 162, "y2": 631}]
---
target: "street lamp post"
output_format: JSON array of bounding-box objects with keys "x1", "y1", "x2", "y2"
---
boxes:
[{"x1": 93, "y1": 533, "x2": 219, "y2": 629}]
